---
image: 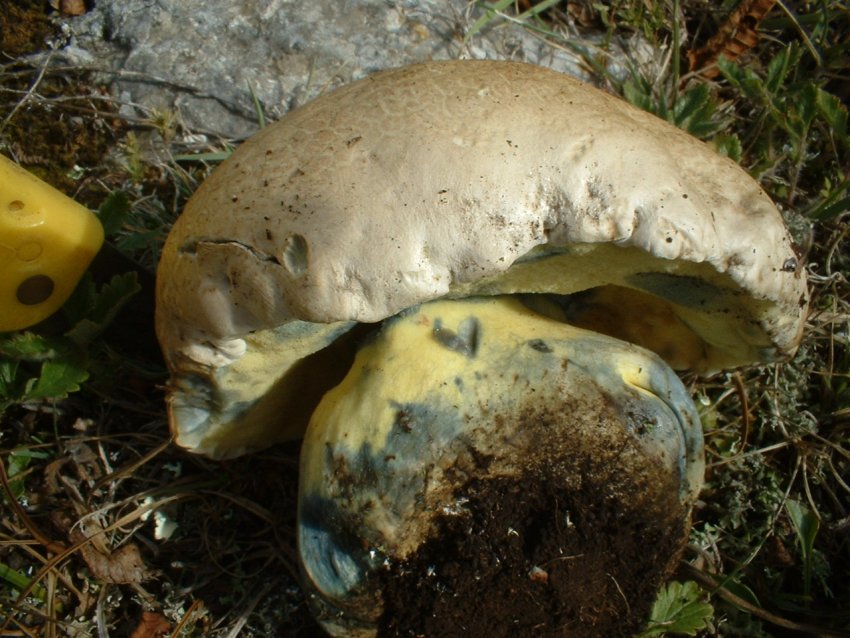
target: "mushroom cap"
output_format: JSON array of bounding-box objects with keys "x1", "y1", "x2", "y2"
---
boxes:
[{"x1": 156, "y1": 60, "x2": 808, "y2": 458}]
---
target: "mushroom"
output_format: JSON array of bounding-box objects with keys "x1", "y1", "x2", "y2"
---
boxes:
[{"x1": 155, "y1": 61, "x2": 808, "y2": 635}]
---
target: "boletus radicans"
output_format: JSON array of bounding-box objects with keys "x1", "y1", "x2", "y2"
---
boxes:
[{"x1": 155, "y1": 61, "x2": 808, "y2": 637}]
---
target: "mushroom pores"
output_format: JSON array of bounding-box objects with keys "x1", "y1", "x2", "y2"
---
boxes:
[{"x1": 299, "y1": 296, "x2": 704, "y2": 636}]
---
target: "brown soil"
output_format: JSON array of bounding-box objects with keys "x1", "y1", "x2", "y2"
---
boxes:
[{"x1": 378, "y1": 464, "x2": 688, "y2": 638}]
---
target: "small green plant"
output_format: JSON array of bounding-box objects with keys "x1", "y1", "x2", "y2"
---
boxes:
[
  {"x1": 2, "y1": 446, "x2": 50, "y2": 500},
  {"x1": 622, "y1": 78, "x2": 733, "y2": 141},
  {"x1": 0, "y1": 272, "x2": 140, "y2": 411},
  {"x1": 466, "y1": 0, "x2": 562, "y2": 43},
  {"x1": 717, "y1": 43, "x2": 849, "y2": 218},
  {"x1": 118, "y1": 131, "x2": 147, "y2": 184},
  {"x1": 640, "y1": 580, "x2": 714, "y2": 637},
  {"x1": 593, "y1": 0, "x2": 674, "y2": 40},
  {"x1": 0, "y1": 562, "x2": 49, "y2": 605},
  {"x1": 784, "y1": 498, "x2": 822, "y2": 607}
]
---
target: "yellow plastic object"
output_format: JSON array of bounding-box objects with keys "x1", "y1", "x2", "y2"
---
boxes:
[{"x1": 0, "y1": 155, "x2": 104, "y2": 331}]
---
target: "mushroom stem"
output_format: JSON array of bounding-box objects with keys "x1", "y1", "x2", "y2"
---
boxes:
[{"x1": 298, "y1": 296, "x2": 704, "y2": 637}]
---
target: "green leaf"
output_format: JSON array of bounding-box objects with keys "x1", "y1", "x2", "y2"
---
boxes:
[
  {"x1": 721, "y1": 577, "x2": 761, "y2": 607},
  {"x1": 116, "y1": 227, "x2": 164, "y2": 254},
  {"x1": 765, "y1": 43, "x2": 802, "y2": 94},
  {"x1": 787, "y1": 499, "x2": 819, "y2": 558},
  {"x1": 5, "y1": 452, "x2": 31, "y2": 499},
  {"x1": 465, "y1": 0, "x2": 515, "y2": 41},
  {"x1": 640, "y1": 581, "x2": 714, "y2": 637},
  {"x1": 4, "y1": 447, "x2": 50, "y2": 500},
  {"x1": 247, "y1": 82, "x2": 266, "y2": 129},
  {"x1": 711, "y1": 134, "x2": 743, "y2": 162},
  {"x1": 0, "y1": 359, "x2": 23, "y2": 409},
  {"x1": 27, "y1": 357, "x2": 89, "y2": 400},
  {"x1": 0, "y1": 268, "x2": 139, "y2": 409},
  {"x1": 717, "y1": 57, "x2": 765, "y2": 105},
  {"x1": 809, "y1": 193, "x2": 850, "y2": 220},
  {"x1": 807, "y1": 172, "x2": 850, "y2": 220},
  {"x1": 515, "y1": 0, "x2": 561, "y2": 21},
  {"x1": 88, "y1": 271, "x2": 141, "y2": 326},
  {"x1": 796, "y1": 82, "x2": 820, "y2": 130},
  {"x1": 65, "y1": 272, "x2": 141, "y2": 347},
  {"x1": 672, "y1": 84, "x2": 724, "y2": 138},
  {"x1": 0, "y1": 562, "x2": 49, "y2": 601},
  {"x1": 623, "y1": 75, "x2": 656, "y2": 115},
  {"x1": 96, "y1": 191, "x2": 132, "y2": 237},
  {"x1": 62, "y1": 273, "x2": 97, "y2": 326},
  {"x1": 786, "y1": 498, "x2": 819, "y2": 600},
  {"x1": 815, "y1": 87, "x2": 848, "y2": 143},
  {"x1": 0, "y1": 332, "x2": 65, "y2": 361},
  {"x1": 173, "y1": 150, "x2": 233, "y2": 163},
  {"x1": 0, "y1": 359, "x2": 20, "y2": 391}
]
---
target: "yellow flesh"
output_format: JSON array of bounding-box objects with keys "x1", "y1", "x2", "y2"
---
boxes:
[
  {"x1": 301, "y1": 296, "x2": 703, "y2": 519},
  {"x1": 172, "y1": 242, "x2": 773, "y2": 457},
  {"x1": 457, "y1": 243, "x2": 777, "y2": 368}
]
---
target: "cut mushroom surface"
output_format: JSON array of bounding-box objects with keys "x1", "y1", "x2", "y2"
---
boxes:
[{"x1": 299, "y1": 296, "x2": 703, "y2": 636}]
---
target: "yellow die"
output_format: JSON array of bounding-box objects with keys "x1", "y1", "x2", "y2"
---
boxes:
[{"x1": 0, "y1": 155, "x2": 104, "y2": 332}]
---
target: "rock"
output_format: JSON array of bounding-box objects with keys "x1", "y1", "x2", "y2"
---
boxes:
[{"x1": 65, "y1": 0, "x2": 656, "y2": 139}]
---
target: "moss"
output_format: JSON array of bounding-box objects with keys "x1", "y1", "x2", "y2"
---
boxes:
[
  {"x1": 0, "y1": 3, "x2": 123, "y2": 207},
  {"x1": 3, "y1": 88, "x2": 117, "y2": 191},
  {"x1": 0, "y1": 1, "x2": 52, "y2": 58}
]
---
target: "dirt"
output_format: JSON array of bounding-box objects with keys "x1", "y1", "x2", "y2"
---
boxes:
[
  {"x1": 299, "y1": 340, "x2": 696, "y2": 638},
  {"x1": 378, "y1": 449, "x2": 688, "y2": 637}
]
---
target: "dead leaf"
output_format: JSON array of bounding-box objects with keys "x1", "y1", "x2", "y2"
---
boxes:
[
  {"x1": 687, "y1": 0, "x2": 777, "y2": 79},
  {"x1": 77, "y1": 516, "x2": 111, "y2": 555},
  {"x1": 60, "y1": 0, "x2": 87, "y2": 16},
  {"x1": 65, "y1": 440, "x2": 102, "y2": 483},
  {"x1": 130, "y1": 611, "x2": 172, "y2": 638},
  {"x1": 71, "y1": 527, "x2": 154, "y2": 584},
  {"x1": 43, "y1": 457, "x2": 67, "y2": 496},
  {"x1": 567, "y1": 0, "x2": 598, "y2": 28}
]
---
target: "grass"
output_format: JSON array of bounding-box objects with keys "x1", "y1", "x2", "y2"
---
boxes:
[{"x1": 1, "y1": 0, "x2": 848, "y2": 636}]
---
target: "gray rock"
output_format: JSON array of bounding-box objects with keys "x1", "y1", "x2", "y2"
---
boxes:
[{"x1": 64, "y1": 0, "x2": 656, "y2": 140}]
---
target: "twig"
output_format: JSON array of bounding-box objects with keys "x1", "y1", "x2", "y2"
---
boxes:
[
  {"x1": 681, "y1": 562, "x2": 850, "y2": 637},
  {"x1": 44, "y1": 568, "x2": 57, "y2": 638},
  {"x1": 774, "y1": 0, "x2": 822, "y2": 65},
  {"x1": 11, "y1": 538, "x2": 84, "y2": 602},
  {"x1": 223, "y1": 580, "x2": 277, "y2": 638},
  {"x1": 607, "y1": 573, "x2": 630, "y2": 617},
  {"x1": 706, "y1": 439, "x2": 791, "y2": 468},
  {"x1": 0, "y1": 454, "x2": 67, "y2": 554},
  {"x1": 732, "y1": 371, "x2": 752, "y2": 450},
  {"x1": 95, "y1": 586, "x2": 110, "y2": 638},
  {"x1": 0, "y1": 51, "x2": 53, "y2": 134},
  {"x1": 169, "y1": 598, "x2": 204, "y2": 636},
  {"x1": 4, "y1": 60, "x2": 264, "y2": 130},
  {"x1": 0, "y1": 495, "x2": 184, "y2": 634},
  {"x1": 92, "y1": 435, "x2": 173, "y2": 492}
]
